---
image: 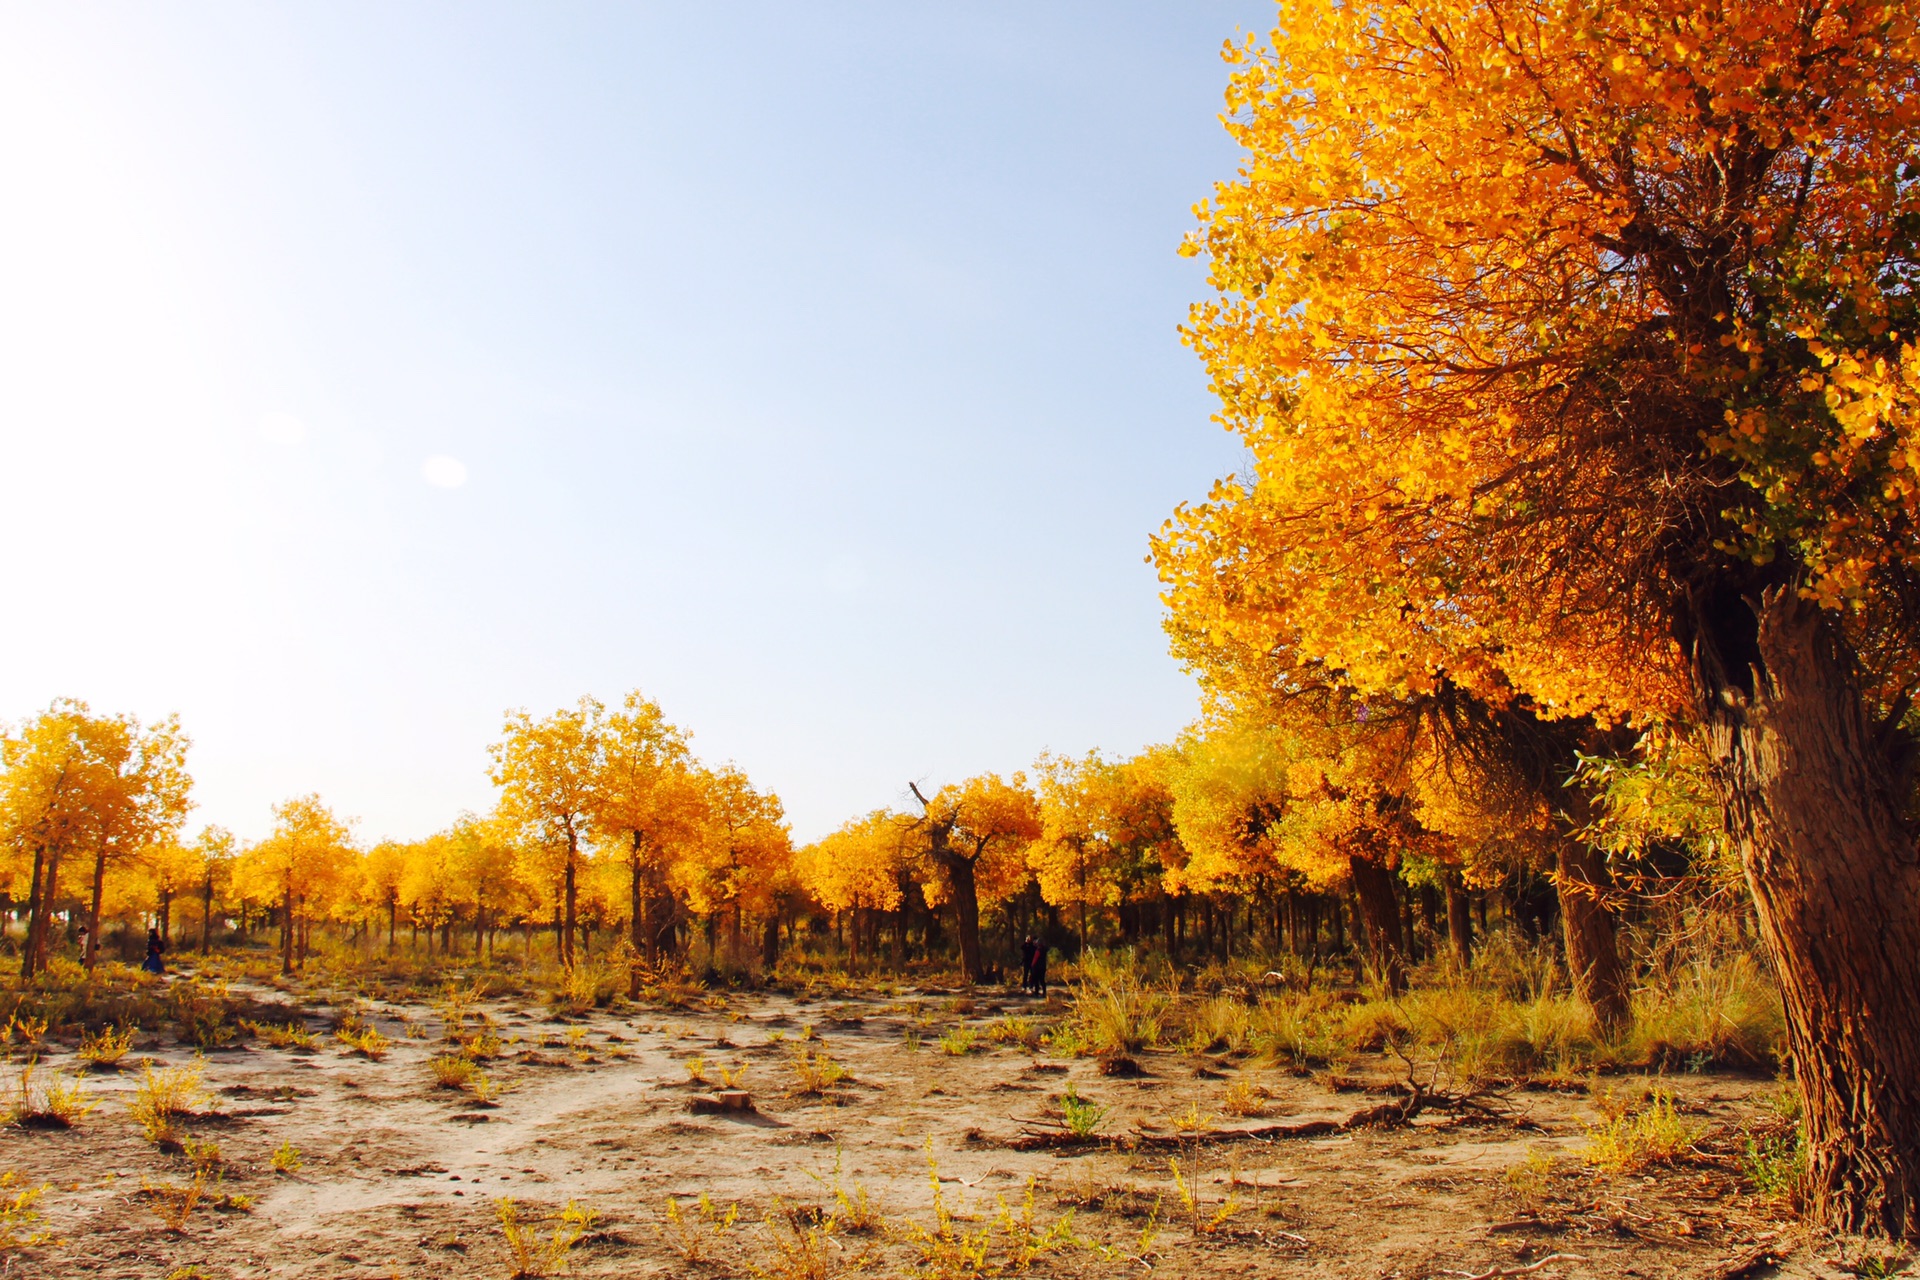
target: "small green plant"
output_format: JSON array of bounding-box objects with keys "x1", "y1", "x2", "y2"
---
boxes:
[
  {"x1": 1060, "y1": 1083, "x2": 1109, "y2": 1139},
  {"x1": 335, "y1": 1024, "x2": 390, "y2": 1060},
  {"x1": 142, "y1": 1171, "x2": 205, "y2": 1233},
  {"x1": 498, "y1": 1196, "x2": 595, "y2": 1278},
  {"x1": 909, "y1": 1140, "x2": 992, "y2": 1276},
  {"x1": 245, "y1": 1020, "x2": 317, "y2": 1050},
  {"x1": 463, "y1": 1030, "x2": 504, "y2": 1060},
  {"x1": 718, "y1": 1062, "x2": 748, "y2": 1088},
  {"x1": 77, "y1": 1024, "x2": 136, "y2": 1068},
  {"x1": 788, "y1": 1046, "x2": 847, "y2": 1096},
  {"x1": 684, "y1": 1055, "x2": 708, "y2": 1084},
  {"x1": 470, "y1": 1072, "x2": 503, "y2": 1106},
  {"x1": 1504, "y1": 1149, "x2": 1555, "y2": 1215},
  {"x1": 1042, "y1": 1023, "x2": 1088, "y2": 1058},
  {"x1": 128, "y1": 1060, "x2": 209, "y2": 1147},
  {"x1": 181, "y1": 1135, "x2": 222, "y2": 1176},
  {"x1": 0, "y1": 1015, "x2": 48, "y2": 1057},
  {"x1": 1169, "y1": 1157, "x2": 1238, "y2": 1235},
  {"x1": 270, "y1": 1140, "x2": 302, "y2": 1174},
  {"x1": 991, "y1": 1177, "x2": 1080, "y2": 1269},
  {"x1": 750, "y1": 1196, "x2": 853, "y2": 1279},
  {"x1": 0, "y1": 1170, "x2": 52, "y2": 1248},
  {"x1": 7, "y1": 1059, "x2": 96, "y2": 1129},
  {"x1": 1583, "y1": 1088, "x2": 1703, "y2": 1173},
  {"x1": 172, "y1": 980, "x2": 240, "y2": 1048},
  {"x1": 938, "y1": 1026, "x2": 979, "y2": 1056},
  {"x1": 1220, "y1": 1078, "x2": 1267, "y2": 1117},
  {"x1": 660, "y1": 1192, "x2": 740, "y2": 1262},
  {"x1": 431, "y1": 1054, "x2": 478, "y2": 1089},
  {"x1": 1741, "y1": 1127, "x2": 1806, "y2": 1203},
  {"x1": 1169, "y1": 1100, "x2": 1214, "y2": 1136},
  {"x1": 807, "y1": 1145, "x2": 884, "y2": 1236},
  {"x1": 986, "y1": 1015, "x2": 1042, "y2": 1049}
]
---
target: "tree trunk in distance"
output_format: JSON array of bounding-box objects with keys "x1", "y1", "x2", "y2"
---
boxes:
[
  {"x1": 762, "y1": 915, "x2": 779, "y2": 971},
  {"x1": 1692, "y1": 587, "x2": 1920, "y2": 1240},
  {"x1": 628, "y1": 846, "x2": 645, "y2": 998},
  {"x1": 20, "y1": 843, "x2": 47, "y2": 979},
  {"x1": 562, "y1": 835, "x2": 579, "y2": 969},
  {"x1": 935, "y1": 856, "x2": 983, "y2": 984},
  {"x1": 1553, "y1": 839, "x2": 1630, "y2": 1029},
  {"x1": 1347, "y1": 852, "x2": 1406, "y2": 994},
  {"x1": 280, "y1": 890, "x2": 294, "y2": 976},
  {"x1": 201, "y1": 875, "x2": 214, "y2": 955},
  {"x1": 1444, "y1": 873, "x2": 1473, "y2": 970}
]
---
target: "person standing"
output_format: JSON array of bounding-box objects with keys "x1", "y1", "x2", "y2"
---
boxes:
[
  {"x1": 1028, "y1": 941, "x2": 1048, "y2": 996},
  {"x1": 143, "y1": 927, "x2": 166, "y2": 975}
]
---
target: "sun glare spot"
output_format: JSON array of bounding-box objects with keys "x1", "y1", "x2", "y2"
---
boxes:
[
  {"x1": 258, "y1": 411, "x2": 308, "y2": 445},
  {"x1": 421, "y1": 454, "x2": 469, "y2": 488}
]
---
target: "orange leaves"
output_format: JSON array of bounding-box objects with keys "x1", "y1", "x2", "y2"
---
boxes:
[{"x1": 1160, "y1": 0, "x2": 1920, "y2": 725}]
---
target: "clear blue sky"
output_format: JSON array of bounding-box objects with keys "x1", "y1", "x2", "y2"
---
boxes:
[{"x1": 0, "y1": 2, "x2": 1267, "y2": 843}]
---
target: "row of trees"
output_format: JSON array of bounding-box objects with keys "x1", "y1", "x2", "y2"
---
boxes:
[
  {"x1": 1152, "y1": 0, "x2": 1920, "y2": 1240},
  {"x1": 3, "y1": 693, "x2": 1636, "y2": 1003}
]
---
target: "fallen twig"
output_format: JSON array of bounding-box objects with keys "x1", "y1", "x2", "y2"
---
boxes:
[{"x1": 1434, "y1": 1253, "x2": 1587, "y2": 1279}]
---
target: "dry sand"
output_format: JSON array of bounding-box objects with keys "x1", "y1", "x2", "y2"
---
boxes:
[{"x1": 0, "y1": 975, "x2": 1854, "y2": 1279}]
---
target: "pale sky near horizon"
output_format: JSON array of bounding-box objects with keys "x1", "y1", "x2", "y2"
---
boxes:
[{"x1": 0, "y1": 2, "x2": 1268, "y2": 845}]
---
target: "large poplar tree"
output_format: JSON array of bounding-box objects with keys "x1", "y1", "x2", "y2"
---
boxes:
[{"x1": 1158, "y1": 0, "x2": 1920, "y2": 1236}]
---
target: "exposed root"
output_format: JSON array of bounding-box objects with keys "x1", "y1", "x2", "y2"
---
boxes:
[{"x1": 1013, "y1": 1075, "x2": 1519, "y2": 1151}]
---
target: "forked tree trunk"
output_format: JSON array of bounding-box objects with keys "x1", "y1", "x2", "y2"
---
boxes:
[
  {"x1": 1691, "y1": 586, "x2": 1920, "y2": 1239},
  {"x1": 1347, "y1": 852, "x2": 1406, "y2": 994},
  {"x1": 1552, "y1": 839, "x2": 1630, "y2": 1029}
]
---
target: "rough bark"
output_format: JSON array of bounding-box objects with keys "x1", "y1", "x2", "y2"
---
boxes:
[
  {"x1": 1552, "y1": 839, "x2": 1630, "y2": 1029},
  {"x1": 83, "y1": 850, "x2": 107, "y2": 970},
  {"x1": 280, "y1": 889, "x2": 295, "y2": 975},
  {"x1": 19, "y1": 842, "x2": 47, "y2": 978},
  {"x1": 1347, "y1": 852, "x2": 1406, "y2": 994},
  {"x1": 1444, "y1": 873, "x2": 1473, "y2": 970},
  {"x1": 628, "y1": 835, "x2": 646, "y2": 998},
  {"x1": 562, "y1": 829, "x2": 580, "y2": 968},
  {"x1": 1690, "y1": 586, "x2": 1920, "y2": 1240},
  {"x1": 942, "y1": 856, "x2": 985, "y2": 984}
]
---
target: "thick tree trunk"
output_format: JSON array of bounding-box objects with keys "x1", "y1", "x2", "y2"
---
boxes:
[
  {"x1": 1691, "y1": 587, "x2": 1920, "y2": 1239},
  {"x1": 82, "y1": 850, "x2": 107, "y2": 970},
  {"x1": 1347, "y1": 852, "x2": 1406, "y2": 994},
  {"x1": 762, "y1": 914, "x2": 779, "y2": 970},
  {"x1": 1444, "y1": 872, "x2": 1474, "y2": 970},
  {"x1": 201, "y1": 875, "x2": 215, "y2": 955},
  {"x1": 1552, "y1": 839, "x2": 1630, "y2": 1028},
  {"x1": 931, "y1": 856, "x2": 983, "y2": 984}
]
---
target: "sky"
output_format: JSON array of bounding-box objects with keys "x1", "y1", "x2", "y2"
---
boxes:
[{"x1": 0, "y1": 2, "x2": 1269, "y2": 844}]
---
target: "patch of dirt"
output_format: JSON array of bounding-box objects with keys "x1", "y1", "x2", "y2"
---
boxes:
[{"x1": 0, "y1": 981, "x2": 1840, "y2": 1278}]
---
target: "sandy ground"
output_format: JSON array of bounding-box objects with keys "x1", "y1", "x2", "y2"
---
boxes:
[{"x1": 0, "y1": 973, "x2": 1861, "y2": 1279}]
